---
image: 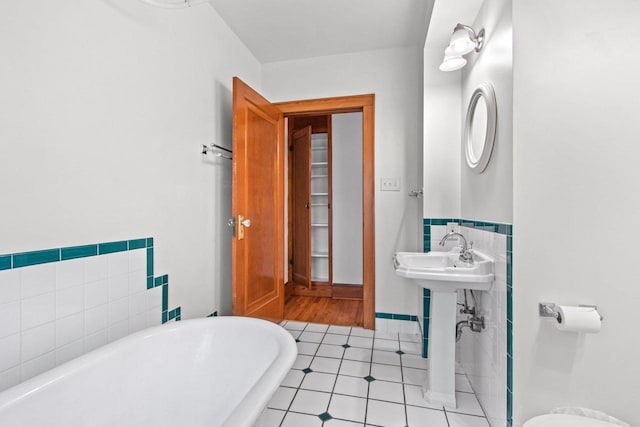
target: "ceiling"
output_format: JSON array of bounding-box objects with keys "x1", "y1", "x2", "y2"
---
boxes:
[{"x1": 208, "y1": 0, "x2": 434, "y2": 63}]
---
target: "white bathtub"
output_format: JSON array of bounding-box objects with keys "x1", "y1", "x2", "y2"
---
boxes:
[{"x1": 0, "y1": 316, "x2": 296, "y2": 427}]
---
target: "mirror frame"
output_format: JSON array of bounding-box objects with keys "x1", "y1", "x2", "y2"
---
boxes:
[{"x1": 464, "y1": 82, "x2": 497, "y2": 174}]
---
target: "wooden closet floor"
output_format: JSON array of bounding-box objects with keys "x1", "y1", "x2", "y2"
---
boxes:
[{"x1": 283, "y1": 295, "x2": 364, "y2": 327}]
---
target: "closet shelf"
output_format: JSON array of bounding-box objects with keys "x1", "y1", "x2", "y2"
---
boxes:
[
  {"x1": 311, "y1": 193, "x2": 329, "y2": 196},
  {"x1": 311, "y1": 252, "x2": 329, "y2": 258},
  {"x1": 311, "y1": 162, "x2": 328, "y2": 166},
  {"x1": 311, "y1": 223, "x2": 328, "y2": 227},
  {"x1": 311, "y1": 175, "x2": 328, "y2": 179},
  {"x1": 310, "y1": 203, "x2": 329, "y2": 207}
]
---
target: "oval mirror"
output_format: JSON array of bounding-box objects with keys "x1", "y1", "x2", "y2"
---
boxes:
[{"x1": 464, "y1": 82, "x2": 497, "y2": 173}]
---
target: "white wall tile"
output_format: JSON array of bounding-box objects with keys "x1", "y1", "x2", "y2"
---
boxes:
[
  {"x1": 55, "y1": 284, "x2": 83, "y2": 319},
  {"x1": 22, "y1": 322, "x2": 55, "y2": 362},
  {"x1": 21, "y1": 291, "x2": 55, "y2": 330},
  {"x1": 146, "y1": 286, "x2": 162, "y2": 311},
  {"x1": 129, "y1": 291, "x2": 146, "y2": 316},
  {"x1": 128, "y1": 269, "x2": 146, "y2": 295},
  {"x1": 107, "y1": 274, "x2": 129, "y2": 302},
  {"x1": 128, "y1": 249, "x2": 146, "y2": 272},
  {"x1": 0, "y1": 270, "x2": 21, "y2": 304},
  {"x1": 128, "y1": 312, "x2": 146, "y2": 334},
  {"x1": 0, "y1": 334, "x2": 21, "y2": 372},
  {"x1": 84, "y1": 304, "x2": 107, "y2": 336},
  {"x1": 108, "y1": 297, "x2": 128, "y2": 325},
  {"x1": 83, "y1": 256, "x2": 107, "y2": 284},
  {"x1": 84, "y1": 330, "x2": 107, "y2": 353},
  {"x1": 21, "y1": 264, "x2": 56, "y2": 299},
  {"x1": 107, "y1": 319, "x2": 128, "y2": 343},
  {"x1": 0, "y1": 301, "x2": 21, "y2": 338},
  {"x1": 146, "y1": 309, "x2": 161, "y2": 327},
  {"x1": 106, "y1": 252, "x2": 129, "y2": 277},
  {"x1": 56, "y1": 312, "x2": 84, "y2": 347},
  {"x1": 21, "y1": 352, "x2": 55, "y2": 382},
  {"x1": 84, "y1": 279, "x2": 107, "y2": 309},
  {"x1": 56, "y1": 339, "x2": 83, "y2": 366},
  {"x1": 56, "y1": 259, "x2": 84, "y2": 290},
  {"x1": 0, "y1": 366, "x2": 21, "y2": 391}
]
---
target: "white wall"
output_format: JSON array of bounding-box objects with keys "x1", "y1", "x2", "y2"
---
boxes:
[
  {"x1": 0, "y1": 0, "x2": 261, "y2": 318},
  {"x1": 461, "y1": 0, "x2": 513, "y2": 224},
  {"x1": 513, "y1": 1, "x2": 640, "y2": 425},
  {"x1": 263, "y1": 47, "x2": 423, "y2": 315},
  {"x1": 332, "y1": 113, "x2": 363, "y2": 285}
]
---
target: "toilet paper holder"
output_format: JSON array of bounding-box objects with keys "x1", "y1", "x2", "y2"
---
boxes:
[{"x1": 539, "y1": 302, "x2": 603, "y2": 321}]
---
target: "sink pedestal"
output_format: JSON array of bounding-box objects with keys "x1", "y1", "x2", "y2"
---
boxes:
[{"x1": 423, "y1": 288, "x2": 457, "y2": 408}]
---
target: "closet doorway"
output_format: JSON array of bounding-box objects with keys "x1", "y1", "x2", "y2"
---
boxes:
[{"x1": 278, "y1": 96, "x2": 374, "y2": 328}]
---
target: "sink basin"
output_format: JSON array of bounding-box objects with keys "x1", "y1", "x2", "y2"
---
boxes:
[
  {"x1": 393, "y1": 248, "x2": 494, "y2": 292},
  {"x1": 393, "y1": 247, "x2": 494, "y2": 408}
]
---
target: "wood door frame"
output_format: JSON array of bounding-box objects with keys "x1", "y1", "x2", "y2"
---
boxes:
[{"x1": 277, "y1": 94, "x2": 375, "y2": 330}]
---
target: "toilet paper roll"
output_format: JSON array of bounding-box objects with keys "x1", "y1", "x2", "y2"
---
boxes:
[{"x1": 555, "y1": 305, "x2": 601, "y2": 333}]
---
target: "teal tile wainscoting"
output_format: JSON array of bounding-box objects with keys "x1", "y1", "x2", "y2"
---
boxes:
[
  {"x1": 375, "y1": 312, "x2": 418, "y2": 322},
  {"x1": 423, "y1": 218, "x2": 513, "y2": 427},
  {"x1": 0, "y1": 237, "x2": 181, "y2": 392}
]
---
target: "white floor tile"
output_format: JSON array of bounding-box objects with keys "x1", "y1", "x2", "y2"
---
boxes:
[
  {"x1": 310, "y1": 357, "x2": 342, "y2": 374},
  {"x1": 284, "y1": 321, "x2": 307, "y2": 331},
  {"x1": 446, "y1": 412, "x2": 491, "y2": 427},
  {"x1": 299, "y1": 331, "x2": 325, "y2": 343},
  {"x1": 297, "y1": 341, "x2": 320, "y2": 356},
  {"x1": 348, "y1": 336, "x2": 373, "y2": 348},
  {"x1": 402, "y1": 353, "x2": 428, "y2": 370},
  {"x1": 292, "y1": 355, "x2": 313, "y2": 370},
  {"x1": 370, "y1": 363, "x2": 402, "y2": 383},
  {"x1": 373, "y1": 338, "x2": 399, "y2": 352},
  {"x1": 445, "y1": 392, "x2": 485, "y2": 417},
  {"x1": 328, "y1": 394, "x2": 367, "y2": 423},
  {"x1": 455, "y1": 374, "x2": 474, "y2": 393},
  {"x1": 399, "y1": 340, "x2": 422, "y2": 355},
  {"x1": 305, "y1": 323, "x2": 329, "y2": 333},
  {"x1": 281, "y1": 369, "x2": 305, "y2": 388},
  {"x1": 254, "y1": 408, "x2": 285, "y2": 427},
  {"x1": 333, "y1": 375, "x2": 369, "y2": 398},
  {"x1": 324, "y1": 419, "x2": 363, "y2": 427},
  {"x1": 402, "y1": 366, "x2": 428, "y2": 386},
  {"x1": 267, "y1": 386, "x2": 296, "y2": 410},
  {"x1": 372, "y1": 350, "x2": 401, "y2": 366},
  {"x1": 368, "y1": 380, "x2": 404, "y2": 404},
  {"x1": 289, "y1": 389, "x2": 330, "y2": 415},
  {"x1": 374, "y1": 329, "x2": 398, "y2": 340},
  {"x1": 286, "y1": 329, "x2": 301, "y2": 340},
  {"x1": 343, "y1": 347, "x2": 372, "y2": 362},
  {"x1": 317, "y1": 343, "x2": 345, "y2": 359},
  {"x1": 339, "y1": 360, "x2": 370, "y2": 377},
  {"x1": 366, "y1": 399, "x2": 406, "y2": 427},
  {"x1": 281, "y1": 411, "x2": 322, "y2": 427},
  {"x1": 301, "y1": 372, "x2": 337, "y2": 393},
  {"x1": 327, "y1": 325, "x2": 351, "y2": 335},
  {"x1": 399, "y1": 332, "x2": 421, "y2": 343},
  {"x1": 404, "y1": 384, "x2": 444, "y2": 410},
  {"x1": 406, "y1": 405, "x2": 449, "y2": 427},
  {"x1": 350, "y1": 328, "x2": 374, "y2": 338},
  {"x1": 323, "y1": 333, "x2": 350, "y2": 346}
]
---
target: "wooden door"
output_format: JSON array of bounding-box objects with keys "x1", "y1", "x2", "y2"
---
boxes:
[
  {"x1": 232, "y1": 77, "x2": 284, "y2": 322},
  {"x1": 291, "y1": 126, "x2": 312, "y2": 287}
]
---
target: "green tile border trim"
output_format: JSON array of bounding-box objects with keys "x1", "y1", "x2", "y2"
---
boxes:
[
  {"x1": 424, "y1": 217, "x2": 514, "y2": 424},
  {"x1": 0, "y1": 237, "x2": 179, "y2": 326},
  {"x1": 207, "y1": 311, "x2": 218, "y2": 317},
  {"x1": 375, "y1": 312, "x2": 418, "y2": 322}
]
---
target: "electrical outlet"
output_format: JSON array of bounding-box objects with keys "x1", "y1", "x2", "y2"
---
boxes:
[{"x1": 380, "y1": 177, "x2": 400, "y2": 191}]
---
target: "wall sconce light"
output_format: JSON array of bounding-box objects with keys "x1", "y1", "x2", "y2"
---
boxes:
[{"x1": 439, "y1": 24, "x2": 485, "y2": 72}]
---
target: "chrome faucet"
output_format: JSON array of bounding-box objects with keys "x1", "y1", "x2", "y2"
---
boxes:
[{"x1": 439, "y1": 232, "x2": 474, "y2": 263}]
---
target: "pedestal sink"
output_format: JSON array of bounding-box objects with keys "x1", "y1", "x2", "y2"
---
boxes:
[{"x1": 393, "y1": 248, "x2": 494, "y2": 408}]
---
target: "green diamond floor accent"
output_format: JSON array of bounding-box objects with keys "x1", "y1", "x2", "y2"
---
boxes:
[
  {"x1": 395, "y1": 350, "x2": 405, "y2": 355},
  {"x1": 364, "y1": 375, "x2": 376, "y2": 382},
  {"x1": 318, "y1": 412, "x2": 332, "y2": 422},
  {"x1": 296, "y1": 339, "x2": 301, "y2": 342},
  {"x1": 302, "y1": 368, "x2": 313, "y2": 374},
  {"x1": 342, "y1": 344, "x2": 351, "y2": 348}
]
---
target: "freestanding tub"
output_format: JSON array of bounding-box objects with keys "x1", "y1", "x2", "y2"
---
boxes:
[{"x1": 0, "y1": 317, "x2": 297, "y2": 427}]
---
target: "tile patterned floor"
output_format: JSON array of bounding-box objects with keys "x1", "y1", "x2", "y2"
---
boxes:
[{"x1": 254, "y1": 321, "x2": 491, "y2": 427}]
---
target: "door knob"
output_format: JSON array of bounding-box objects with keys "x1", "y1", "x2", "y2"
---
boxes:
[
  {"x1": 237, "y1": 215, "x2": 251, "y2": 240},
  {"x1": 241, "y1": 218, "x2": 251, "y2": 227}
]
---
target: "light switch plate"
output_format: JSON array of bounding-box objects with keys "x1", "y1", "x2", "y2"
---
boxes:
[{"x1": 380, "y1": 177, "x2": 400, "y2": 191}]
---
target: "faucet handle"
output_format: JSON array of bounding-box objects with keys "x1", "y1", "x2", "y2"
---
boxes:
[{"x1": 469, "y1": 241, "x2": 474, "y2": 250}]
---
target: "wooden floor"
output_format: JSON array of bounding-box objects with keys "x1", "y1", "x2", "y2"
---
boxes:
[{"x1": 284, "y1": 295, "x2": 364, "y2": 327}]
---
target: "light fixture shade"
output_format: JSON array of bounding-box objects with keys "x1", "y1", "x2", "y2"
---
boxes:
[
  {"x1": 449, "y1": 28, "x2": 476, "y2": 55},
  {"x1": 439, "y1": 55, "x2": 467, "y2": 72}
]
